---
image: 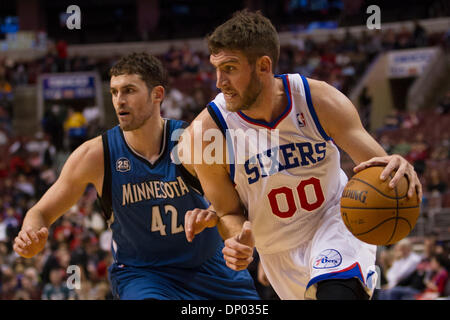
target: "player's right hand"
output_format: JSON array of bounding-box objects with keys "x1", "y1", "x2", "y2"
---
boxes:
[
  {"x1": 222, "y1": 221, "x2": 254, "y2": 271},
  {"x1": 13, "y1": 226, "x2": 49, "y2": 258},
  {"x1": 185, "y1": 208, "x2": 219, "y2": 242}
]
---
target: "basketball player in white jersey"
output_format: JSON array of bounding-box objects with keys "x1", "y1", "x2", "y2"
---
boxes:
[{"x1": 181, "y1": 10, "x2": 422, "y2": 299}]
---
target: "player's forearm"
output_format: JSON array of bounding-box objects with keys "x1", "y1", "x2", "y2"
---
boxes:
[
  {"x1": 216, "y1": 213, "x2": 247, "y2": 240},
  {"x1": 21, "y1": 208, "x2": 53, "y2": 231}
]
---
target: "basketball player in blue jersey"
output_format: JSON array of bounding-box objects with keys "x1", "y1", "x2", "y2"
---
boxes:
[
  {"x1": 182, "y1": 10, "x2": 422, "y2": 300},
  {"x1": 13, "y1": 52, "x2": 259, "y2": 300}
]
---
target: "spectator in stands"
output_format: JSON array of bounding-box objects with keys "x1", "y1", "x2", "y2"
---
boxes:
[
  {"x1": 0, "y1": 265, "x2": 18, "y2": 299},
  {"x1": 361, "y1": 29, "x2": 383, "y2": 60},
  {"x1": 375, "y1": 238, "x2": 421, "y2": 300},
  {"x1": 341, "y1": 29, "x2": 358, "y2": 53},
  {"x1": 415, "y1": 254, "x2": 449, "y2": 299},
  {"x1": 42, "y1": 104, "x2": 65, "y2": 152},
  {"x1": 427, "y1": 168, "x2": 448, "y2": 194},
  {"x1": 303, "y1": 35, "x2": 316, "y2": 53},
  {"x1": 437, "y1": 91, "x2": 450, "y2": 114},
  {"x1": 0, "y1": 106, "x2": 12, "y2": 135},
  {"x1": 375, "y1": 233, "x2": 438, "y2": 300},
  {"x1": 374, "y1": 247, "x2": 392, "y2": 293},
  {"x1": 406, "y1": 133, "x2": 429, "y2": 176},
  {"x1": 63, "y1": 107, "x2": 87, "y2": 151},
  {"x1": 12, "y1": 63, "x2": 28, "y2": 86},
  {"x1": 25, "y1": 131, "x2": 55, "y2": 168},
  {"x1": 425, "y1": 167, "x2": 448, "y2": 210},
  {"x1": 401, "y1": 111, "x2": 419, "y2": 129},
  {"x1": 377, "y1": 111, "x2": 401, "y2": 136},
  {"x1": 56, "y1": 40, "x2": 68, "y2": 72},
  {"x1": 413, "y1": 20, "x2": 428, "y2": 47},
  {"x1": 382, "y1": 29, "x2": 397, "y2": 51},
  {"x1": 161, "y1": 85, "x2": 184, "y2": 120},
  {"x1": 19, "y1": 266, "x2": 42, "y2": 300},
  {"x1": 0, "y1": 76, "x2": 13, "y2": 102},
  {"x1": 3, "y1": 207, "x2": 20, "y2": 242},
  {"x1": 395, "y1": 26, "x2": 414, "y2": 49},
  {"x1": 385, "y1": 239, "x2": 422, "y2": 290},
  {"x1": 430, "y1": 132, "x2": 450, "y2": 161},
  {"x1": 41, "y1": 267, "x2": 77, "y2": 300},
  {"x1": 378, "y1": 134, "x2": 393, "y2": 154},
  {"x1": 391, "y1": 137, "x2": 412, "y2": 157},
  {"x1": 82, "y1": 105, "x2": 101, "y2": 139},
  {"x1": 359, "y1": 87, "x2": 372, "y2": 131}
]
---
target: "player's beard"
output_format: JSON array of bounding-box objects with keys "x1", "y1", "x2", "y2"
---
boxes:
[
  {"x1": 119, "y1": 106, "x2": 153, "y2": 132},
  {"x1": 120, "y1": 113, "x2": 151, "y2": 131},
  {"x1": 225, "y1": 68, "x2": 263, "y2": 112}
]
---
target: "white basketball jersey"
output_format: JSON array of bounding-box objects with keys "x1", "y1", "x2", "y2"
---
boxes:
[{"x1": 208, "y1": 74, "x2": 348, "y2": 254}]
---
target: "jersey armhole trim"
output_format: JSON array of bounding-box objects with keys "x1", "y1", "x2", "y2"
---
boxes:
[
  {"x1": 173, "y1": 121, "x2": 205, "y2": 195},
  {"x1": 98, "y1": 132, "x2": 112, "y2": 221},
  {"x1": 177, "y1": 164, "x2": 205, "y2": 195},
  {"x1": 300, "y1": 75, "x2": 331, "y2": 141},
  {"x1": 206, "y1": 102, "x2": 235, "y2": 183}
]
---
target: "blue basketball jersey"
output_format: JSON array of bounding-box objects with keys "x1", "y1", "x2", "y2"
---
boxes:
[{"x1": 100, "y1": 119, "x2": 222, "y2": 268}]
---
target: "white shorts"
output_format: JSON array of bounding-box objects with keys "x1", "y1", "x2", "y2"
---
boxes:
[{"x1": 258, "y1": 204, "x2": 377, "y2": 300}]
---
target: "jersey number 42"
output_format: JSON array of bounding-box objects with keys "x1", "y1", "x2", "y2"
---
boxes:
[{"x1": 151, "y1": 205, "x2": 184, "y2": 235}]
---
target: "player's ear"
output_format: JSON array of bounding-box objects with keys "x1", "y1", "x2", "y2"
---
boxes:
[
  {"x1": 151, "y1": 85, "x2": 165, "y2": 102},
  {"x1": 257, "y1": 56, "x2": 273, "y2": 75}
]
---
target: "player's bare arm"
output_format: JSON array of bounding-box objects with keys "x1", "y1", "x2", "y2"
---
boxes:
[
  {"x1": 180, "y1": 108, "x2": 247, "y2": 238},
  {"x1": 180, "y1": 109, "x2": 254, "y2": 270},
  {"x1": 308, "y1": 78, "x2": 422, "y2": 200},
  {"x1": 13, "y1": 137, "x2": 104, "y2": 258},
  {"x1": 178, "y1": 161, "x2": 220, "y2": 241}
]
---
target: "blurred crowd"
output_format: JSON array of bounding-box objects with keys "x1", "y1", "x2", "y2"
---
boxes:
[
  {"x1": 374, "y1": 235, "x2": 450, "y2": 300},
  {"x1": 0, "y1": 82, "x2": 111, "y2": 299},
  {"x1": 0, "y1": 21, "x2": 450, "y2": 300},
  {"x1": 374, "y1": 100, "x2": 450, "y2": 212}
]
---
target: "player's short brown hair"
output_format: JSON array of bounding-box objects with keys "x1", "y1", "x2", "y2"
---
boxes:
[
  {"x1": 207, "y1": 10, "x2": 280, "y2": 70},
  {"x1": 109, "y1": 52, "x2": 168, "y2": 92}
]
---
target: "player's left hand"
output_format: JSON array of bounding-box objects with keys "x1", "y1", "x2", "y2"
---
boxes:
[
  {"x1": 353, "y1": 154, "x2": 422, "y2": 201},
  {"x1": 185, "y1": 208, "x2": 219, "y2": 242}
]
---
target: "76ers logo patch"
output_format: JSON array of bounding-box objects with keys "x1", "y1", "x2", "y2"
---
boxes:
[
  {"x1": 116, "y1": 157, "x2": 131, "y2": 172},
  {"x1": 313, "y1": 249, "x2": 342, "y2": 269}
]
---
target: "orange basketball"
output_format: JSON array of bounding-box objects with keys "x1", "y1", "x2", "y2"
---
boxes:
[{"x1": 340, "y1": 166, "x2": 420, "y2": 246}]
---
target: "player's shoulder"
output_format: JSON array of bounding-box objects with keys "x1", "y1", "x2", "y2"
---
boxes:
[
  {"x1": 59, "y1": 135, "x2": 104, "y2": 185},
  {"x1": 167, "y1": 118, "x2": 189, "y2": 131},
  {"x1": 307, "y1": 77, "x2": 346, "y2": 106},
  {"x1": 71, "y1": 135, "x2": 104, "y2": 166},
  {"x1": 305, "y1": 77, "x2": 331, "y2": 97},
  {"x1": 188, "y1": 105, "x2": 221, "y2": 133}
]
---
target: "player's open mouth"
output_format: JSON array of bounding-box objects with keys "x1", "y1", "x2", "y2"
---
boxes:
[
  {"x1": 118, "y1": 111, "x2": 130, "y2": 117},
  {"x1": 224, "y1": 92, "x2": 237, "y2": 100}
]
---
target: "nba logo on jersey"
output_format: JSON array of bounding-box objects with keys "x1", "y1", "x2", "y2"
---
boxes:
[
  {"x1": 116, "y1": 157, "x2": 131, "y2": 172},
  {"x1": 296, "y1": 113, "x2": 306, "y2": 127}
]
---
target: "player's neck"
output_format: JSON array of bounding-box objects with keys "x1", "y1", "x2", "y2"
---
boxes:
[
  {"x1": 123, "y1": 116, "x2": 165, "y2": 162},
  {"x1": 240, "y1": 77, "x2": 287, "y2": 123}
]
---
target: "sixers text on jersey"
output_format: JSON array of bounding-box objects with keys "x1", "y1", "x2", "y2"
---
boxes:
[{"x1": 244, "y1": 142, "x2": 326, "y2": 184}]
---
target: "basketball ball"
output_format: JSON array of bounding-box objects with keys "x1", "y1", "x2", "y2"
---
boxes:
[{"x1": 340, "y1": 166, "x2": 420, "y2": 246}]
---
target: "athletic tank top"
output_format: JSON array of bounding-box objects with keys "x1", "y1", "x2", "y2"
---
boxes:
[
  {"x1": 99, "y1": 119, "x2": 222, "y2": 267},
  {"x1": 207, "y1": 74, "x2": 348, "y2": 254}
]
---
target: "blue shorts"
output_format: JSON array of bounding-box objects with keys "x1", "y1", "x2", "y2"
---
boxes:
[{"x1": 108, "y1": 245, "x2": 260, "y2": 300}]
